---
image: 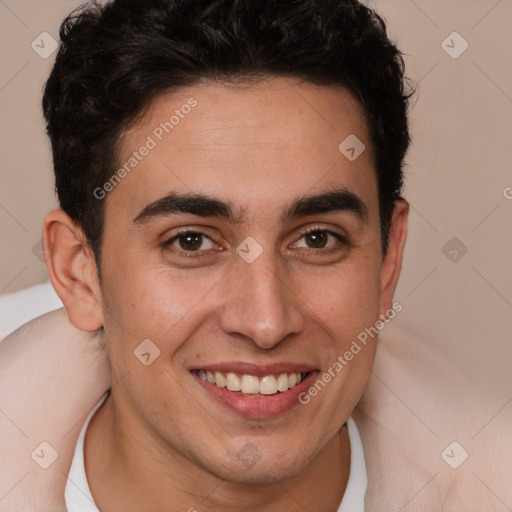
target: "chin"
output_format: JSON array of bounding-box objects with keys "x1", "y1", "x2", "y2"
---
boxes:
[
  {"x1": 203, "y1": 449, "x2": 308, "y2": 486},
  {"x1": 223, "y1": 466, "x2": 301, "y2": 486}
]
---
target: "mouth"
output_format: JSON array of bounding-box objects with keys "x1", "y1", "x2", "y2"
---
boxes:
[
  {"x1": 190, "y1": 363, "x2": 319, "y2": 418},
  {"x1": 194, "y1": 370, "x2": 310, "y2": 397}
]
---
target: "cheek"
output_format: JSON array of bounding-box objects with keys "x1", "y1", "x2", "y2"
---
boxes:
[
  {"x1": 303, "y1": 254, "x2": 382, "y2": 340},
  {"x1": 98, "y1": 251, "x2": 220, "y2": 358},
  {"x1": 304, "y1": 265, "x2": 381, "y2": 418}
]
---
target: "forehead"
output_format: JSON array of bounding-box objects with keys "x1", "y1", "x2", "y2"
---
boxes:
[{"x1": 108, "y1": 77, "x2": 377, "y2": 222}]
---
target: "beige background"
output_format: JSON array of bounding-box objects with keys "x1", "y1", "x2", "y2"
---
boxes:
[{"x1": 1, "y1": 0, "x2": 511, "y2": 509}]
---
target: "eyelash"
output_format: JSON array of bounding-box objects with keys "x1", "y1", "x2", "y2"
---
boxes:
[{"x1": 162, "y1": 226, "x2": 351, "y2": 259}]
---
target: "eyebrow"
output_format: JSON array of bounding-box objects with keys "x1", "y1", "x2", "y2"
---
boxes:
[{"x1": 132, "y1": 188, "x2": 368, "y2": 225}]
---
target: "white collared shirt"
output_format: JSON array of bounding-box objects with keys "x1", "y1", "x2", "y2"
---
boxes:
[{"x1": 65, "y1": 392, "x2": 367, "y2": 511}]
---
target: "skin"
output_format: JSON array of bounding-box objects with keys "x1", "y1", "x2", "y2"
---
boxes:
[{"x1": 42, "y1": 77, "x2": 408, "y2": 511}]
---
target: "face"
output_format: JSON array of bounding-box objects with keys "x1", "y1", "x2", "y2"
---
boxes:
[{"x1": 97, "y1": 77, "x2": 390, "y2": 484}]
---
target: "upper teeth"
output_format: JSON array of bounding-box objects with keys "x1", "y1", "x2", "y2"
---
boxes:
[{"x1": 197, "y1": 370, "x2": 305, "y2": 395}]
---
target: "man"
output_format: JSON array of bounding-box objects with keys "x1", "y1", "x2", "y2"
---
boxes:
[{"x1": 3, "y1": 0, "x2": 411, "y2": 510}]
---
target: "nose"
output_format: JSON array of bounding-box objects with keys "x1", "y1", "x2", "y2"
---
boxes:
[{"x1": 218, "y1": 253, "x2": 305, "y2": 350}]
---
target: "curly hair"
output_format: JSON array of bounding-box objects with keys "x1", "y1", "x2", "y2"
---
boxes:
[{"x1": 42, "y1": 0, "x2": 414, "y2": 265}]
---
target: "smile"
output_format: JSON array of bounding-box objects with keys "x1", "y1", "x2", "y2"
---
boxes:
[
  {"x1": 191, "y1": 364, "x2": 319, "y2": 418},
  {"x1": 196, "y1": 370, "x2": 308, "y2": 396}
]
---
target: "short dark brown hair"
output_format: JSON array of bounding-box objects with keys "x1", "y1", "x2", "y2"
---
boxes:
[{"x1": 43, "y1": 0, "x2": 414, "y2": 266}]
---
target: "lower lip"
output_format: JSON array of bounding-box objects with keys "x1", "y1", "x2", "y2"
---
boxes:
[{"x1": 192, "y1": 371, "x2": 319, "y2": 418}]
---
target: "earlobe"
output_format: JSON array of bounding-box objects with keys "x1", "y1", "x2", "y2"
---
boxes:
[
  {"x1": 43, "y1": 209, "x2": 104, "y2": 331},
  {"x1": 378, "y1": 199, "x2": 409, "y2": 318}
]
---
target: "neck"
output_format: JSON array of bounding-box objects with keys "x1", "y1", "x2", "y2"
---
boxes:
[{"x1": 85, "y1": 391, "x2": 351, "y2": 512}]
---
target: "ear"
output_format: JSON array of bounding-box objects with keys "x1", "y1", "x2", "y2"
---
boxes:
[
  {"x1": 378, "y1": 199, "x2": 409, "y2": 319},
  {"x1": 42, "y1": 209, "x2": 104, "y2": 331}
]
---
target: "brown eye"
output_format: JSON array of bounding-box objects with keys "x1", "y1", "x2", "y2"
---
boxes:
[
  {"x1": 164, "y1": 231, "x2": 216, "y2": 253},
  {"x1": 177, "y1": 233, "x2": 203, "y2": 251},
  {"x1": 295, "y1": 229, "x2": 345, "y2": 250},
  {"x1": 304, "y1": 230, "x2": 328, "y2": 248}
]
